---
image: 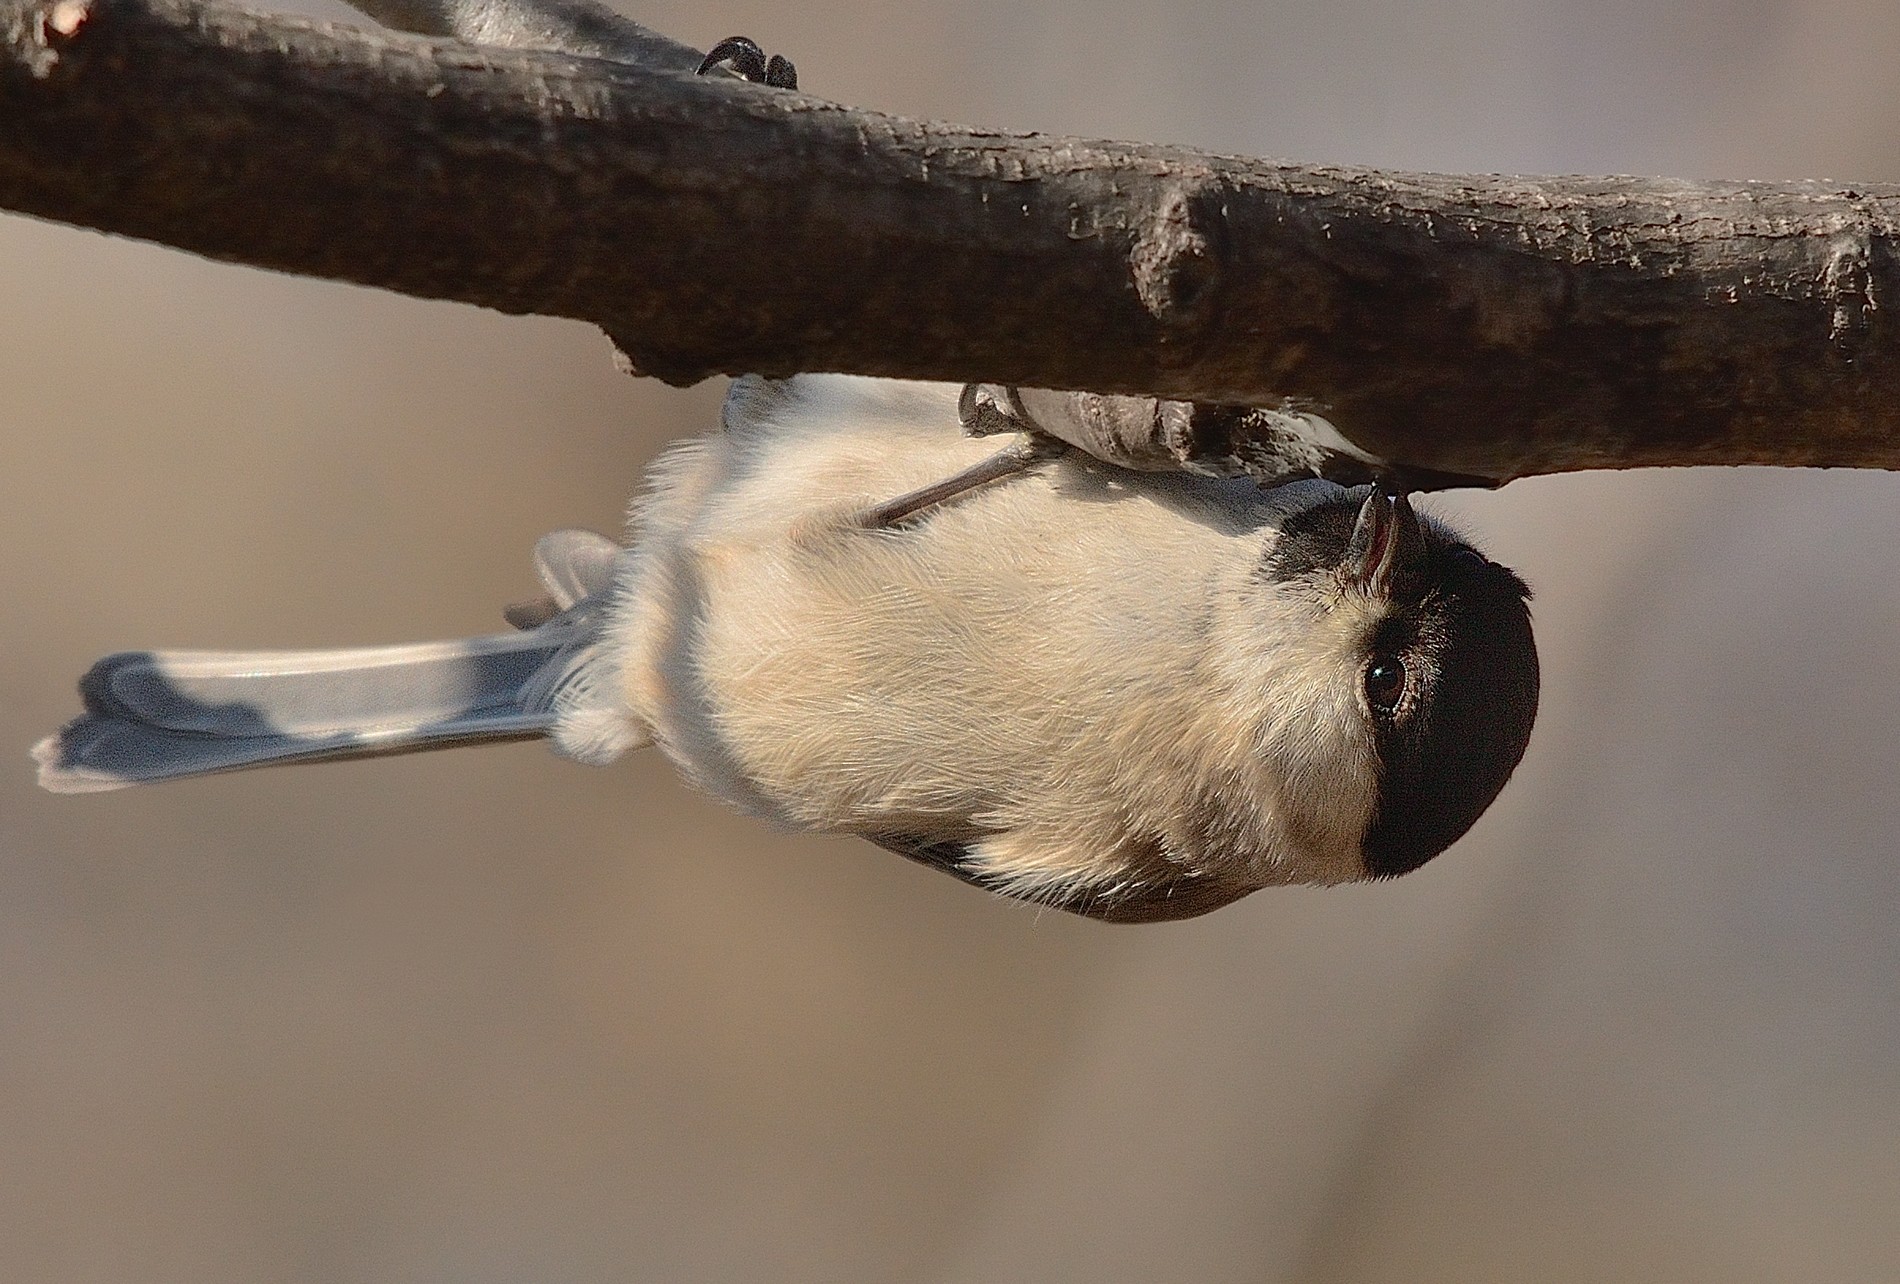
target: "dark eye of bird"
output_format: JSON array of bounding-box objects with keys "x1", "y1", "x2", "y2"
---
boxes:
[{"x1": 1364, "y1": 657, "x2": 1408, "y2": 715}]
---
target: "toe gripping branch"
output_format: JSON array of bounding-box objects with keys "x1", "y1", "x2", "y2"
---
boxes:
[
  {"x1": 959, "y1": 385, "x2": 1499, "y2": 494},
  {"x1": 697, "y1": 36, "x2": 799, "y2": 89}
]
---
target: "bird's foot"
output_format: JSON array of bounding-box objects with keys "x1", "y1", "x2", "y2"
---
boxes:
[{"x1": 697, "y1": 36, "x2": 798, "y2": 89}]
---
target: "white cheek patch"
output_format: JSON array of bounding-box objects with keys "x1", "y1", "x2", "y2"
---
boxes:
[{"x1": 1211, "y1": 590, "x2": 1386, "y2": 885}]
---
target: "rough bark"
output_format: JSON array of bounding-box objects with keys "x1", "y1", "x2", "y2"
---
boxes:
[{"x1": 3, "y1": 0, "x2": 1899, "y2": 482}]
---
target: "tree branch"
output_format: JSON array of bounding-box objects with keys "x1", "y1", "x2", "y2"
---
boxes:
[{"x1": 5, "y1": 0, "x2": 1900, "y2": 482}]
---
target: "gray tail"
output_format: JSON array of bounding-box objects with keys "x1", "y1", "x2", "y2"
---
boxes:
[{"x1": 35, "y1": 530, "x2": 622, "y2": 794}]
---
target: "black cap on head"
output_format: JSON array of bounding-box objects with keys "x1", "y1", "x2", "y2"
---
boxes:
[
  {"x1": 1266, "y1": 488, "x2": 1540, "y2": 877},
  {"x1": 1360, "y1": 543, "x2": 1538, "y2": 876}
]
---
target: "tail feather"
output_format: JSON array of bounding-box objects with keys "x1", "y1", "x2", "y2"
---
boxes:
[
  {"x1": 505, "y1": 529, "x2": 620, "y2": 629},
  {"x1": 531, "y1": 530, "x2": 619, "y2": 612},
  {"x1": 36, "y1": 704, "x2": 553, "y2": 794},
  {"x1": 36, "y1": 529, "x2": 637, "y2": 794},
  {"x1": 36, "y1": 622, "x2": 590, "y2": 794}
]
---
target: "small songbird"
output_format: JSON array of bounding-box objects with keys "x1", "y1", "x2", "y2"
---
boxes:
[{"x1": 35, "y1": 376, "x2": 1539, "y2": 922}]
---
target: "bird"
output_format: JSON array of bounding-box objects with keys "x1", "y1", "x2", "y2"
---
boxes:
[{"x1": 34, "y1": 375, "x2": 1539, "y2": 922}]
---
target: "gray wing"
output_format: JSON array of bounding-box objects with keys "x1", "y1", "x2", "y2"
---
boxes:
[{"x1": 866, "y1": 832, "x2": 1254, "y2": 924}]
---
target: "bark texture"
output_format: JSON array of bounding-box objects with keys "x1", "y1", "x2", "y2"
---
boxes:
[{"x1": 4, "y1": 0, "x2": 1900, "y2": 481}]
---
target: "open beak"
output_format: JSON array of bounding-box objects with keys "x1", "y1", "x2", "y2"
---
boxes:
[{"x1": 1343, "y1": 490, "x2": 1426, "y2": 597}]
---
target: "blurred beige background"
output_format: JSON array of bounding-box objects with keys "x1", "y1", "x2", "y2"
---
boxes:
[{"x1": 5, "y1": 0, "x2": 1900, "y2": 1279}]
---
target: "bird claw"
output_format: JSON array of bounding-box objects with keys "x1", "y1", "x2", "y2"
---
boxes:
[{"x1": 697, "y1": 36, "x2": 799, "y2": 90}]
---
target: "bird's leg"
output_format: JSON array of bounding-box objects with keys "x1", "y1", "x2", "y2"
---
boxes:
[
  {"x1": 854, "y1": 437, "x2": 1066, "y2": 529},
  {"x1": 844, "y1": 382, "x2": 1071, "y2": 528}
]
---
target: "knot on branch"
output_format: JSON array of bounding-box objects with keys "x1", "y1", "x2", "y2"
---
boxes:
[
  {"x1": 1130, "y1": 181, "x2": 1225, "y2": 336},
  {"x1": 18, "y1": 0, "x2": 89, "y2": 76}
]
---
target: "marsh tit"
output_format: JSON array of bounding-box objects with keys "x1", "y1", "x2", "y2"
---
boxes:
[{"x1": 35, "y1": 376, "x2": 1539, "y2": 922}]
